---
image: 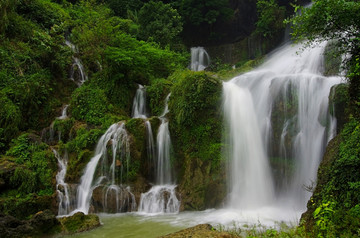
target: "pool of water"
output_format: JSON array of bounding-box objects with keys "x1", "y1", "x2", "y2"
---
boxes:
[{"x1": 61, "y1": 207, "x2": 303, "y2": 238}]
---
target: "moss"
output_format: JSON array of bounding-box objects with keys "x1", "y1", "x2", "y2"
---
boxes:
[
  {"x1": 66, "y1": 149, "x2": 93, "y2": 183},
  {"x1": 301, "y1": 118, "x2": 360, "y2": 237},
  {"x1": 146, "y1": 78, "x2": 173, "y2": 116},
  {"x1": 125, "y1": 118, "x2": 146, "y2": 151},
  {"x1": 324, "y1": 41, "x2": 342, "y2": 76},
  {"x1": 58, "y1": 212, "x2": 100, "y2": 234},
  {"x1": 125, "y1": 118, "x2": 146, "y2": 183},
  {"x1": 53, "y1": 117, "x2": 75, "y2": 143},
  {"x1": 329, "y1": 83, "x2": 350, "y2": 133},
  {"x1": 0, "y1": 194, "x2": 53, "y2": 220},
  {"x1": 167, "y1": 70, "x2": 226, "y2": 210},
  {"x1": 70, "y1": 85, "x2": 112, "y2": 125}
]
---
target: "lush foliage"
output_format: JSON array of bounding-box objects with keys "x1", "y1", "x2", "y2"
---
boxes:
[
  {"x1": 138, "y1": 1, "x2": 182, "y2": 47},
  {"x1": 288, "y1": 0, "x2": 360, "y2": 69},
  {"x1": 5, "y1": 134, "x2": 57, "y2": 195},
  {"x1": 256, "y1": 0, "x2": 286, "y2": 38},
  {"x1": 303, "y1": 119, "x2": 360, "y2": 237},
  {"x1": 70, "y1": 85, "x2": 111, "y2": 125}
]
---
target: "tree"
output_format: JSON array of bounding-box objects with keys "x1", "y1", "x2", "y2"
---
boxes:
[
  {"x1": 256, "y1": 0, "x2": 286, "y2": 38},
  {"x1": 138, "y1": 1, "x2": 182, "y2": 47},
  {"x1": 289, "y1": 0, "x2": 359, "y2": 61},
  {"x1": 289, "y1": 0, "x2": 360, "y2": 118}
]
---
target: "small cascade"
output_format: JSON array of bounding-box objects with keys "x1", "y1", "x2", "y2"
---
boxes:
[
  {"x1": 139, "y1": 93, "x2": 180, "y2": 214},
  {"x1": 156, "y1": 118, "x2": 172, "y2": 185},
  {"x1": 138, "y1": 185, "x2": 180, "y2": 214},
  {"x1": 190, "y1": 47, "x2": 210, "y2": 71},
  {"x1": 132, "y1": 84, "x2": 147, "y2": 119},
  {"x1": 41, "y1": 104, "x2": 70, "y2": 144},
  {"x1": 57, "y1": 104, "x2": 69, "y2": 120},
  {"x1": 131, "y1": 84, "x2": 156, "y2": 173},
  {"x1": 53, "y1": 149, "x2": 71, "y2": 216},
  {"x1": 145, "y1": 121, "x2": 156, "y2": 165},
  {"x1": 223, "y1": 41, "x2": 342, "y2": 211},
  {"x1": 66, "y1": 40, "x2": 87, "y2": 86},
  {"x1": 74, "y1": 122, "x2": 135, "y2": 214}
]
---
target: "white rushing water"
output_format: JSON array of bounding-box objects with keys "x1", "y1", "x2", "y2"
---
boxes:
[
  {"x1": 139, "y1": 93, "x2": 180, "y2": 214},
  {"x1": 74, "y1": 122, "x2": 134, "y2": 214},
  {"x1": 223, "y1": 41, "x2": 342, "y2": 215},
  {"x1": 132, "y1": 84, "x2": 148, "y2": 118},
  {"x1": 138, "y1": 185, "x2": 180, "y2": 214},
  {"x1": 190, "y1": 47, "x2": 210, "y2": 71},
  {"x1": 57, "y1": 104, "x2": 69, "y2": 120},
  {"x1": 66, "y1": 40, "x2": 87, "y2": 86},
  {"x1": 53, "y1": 149, "x2": 71, "y2": 216}
]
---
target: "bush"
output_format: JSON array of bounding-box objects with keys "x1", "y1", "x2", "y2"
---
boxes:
[
  {"x1": 138, "y1": 1, "x2": 182, "y2": 47},
  {"x1": 5, "y1": 133, "x2": 57, "y2": 195},
  {"x1": 70, "y1": 85, "x2": 111, "y2": 125},
  {"x1": 256, "y1": 0, "x2": 286, "y2": 38}
]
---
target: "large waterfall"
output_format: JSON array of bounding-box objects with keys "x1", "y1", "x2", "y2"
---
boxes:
[{"x1": 223, "y1": 42, "x2": 341, "y2": 211}]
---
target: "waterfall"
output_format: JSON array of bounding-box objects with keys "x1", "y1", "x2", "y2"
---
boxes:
[
  {"x1": 57, "y1": 104, "x2": 69, "y2": 120},
  {"x1": 66, "y1": 40, "x2": 87, "y2": 86},
  {"x1": 74, "y1": 122, "x2": 135, "y2": 214},
  {"x1": 223, "y1": 42, "x2": 342, "y2": 210},
  {"x1": 139, "y1": 93, "x2": 180, "y2": 213},
  {"x1": 145, "y1": 121, "x2": 156, "y2": 165},
  {"x1": 138, "y1": 185, "x2": 180, "y2": 214},
  {"x1": 190, "y1": 47, "x2": 210, "y2": 71},
  {"x1": 53, "y1": 149, "x2": 71, "y2": 216},
  {"x1": 132, "y1": 84, "x2": 147, "y2": 118}
]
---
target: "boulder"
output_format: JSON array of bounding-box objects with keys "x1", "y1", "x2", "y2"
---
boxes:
[{"x1": 58, "y1": 212, "x2": 101, "y2": 234}]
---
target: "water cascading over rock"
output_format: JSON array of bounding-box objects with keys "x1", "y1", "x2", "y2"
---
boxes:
[
  {"x1": 190, "y1": 47, "x2": 210, "y2": 71},
  {"x1": 139, "y1": 93, "x2": 180, "y2": 214},
  {"x1": 132, "y1": 84, "x2": 148, "y2": 119},
  {"x1": 73, "y1": 122, "x2": 136, "y2": 214},
  {"x1": 53, "y1": 149, "x2": 71, "y2": 216},
  {"x1": 66, "y1": 40, "x2": 87, "y2": 86},
  {"x1": 223, "y1": 42, "x2": 342, "y2": 211}
]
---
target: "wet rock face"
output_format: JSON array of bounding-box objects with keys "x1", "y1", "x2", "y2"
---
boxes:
[{"x1": 91, "y1": 185, "x2": 137, "y2": 213}]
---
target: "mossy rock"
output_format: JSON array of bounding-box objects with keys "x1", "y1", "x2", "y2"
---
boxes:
[
  {"x1": 324, "y1": 41, "x2": 342, "y2": 76},
  {"x1": 125, "y1": 118, "x2": 146, "y2": 151},
  {"x1": 329, "y1": 83, "x2": 349, "y2": 133},
  {"x1": 179, "y1": 157, "x2": 226, "y2": 211},
  {"x1": 58, "y1": 212, "x2": 101, "y2": 234},
  {"x1": 301, "y1": 134, "x2": 341, "y2": 232},
  {"x1": 160, "y1": 224, "x2": 236, "y2": 238},
  {"x1": 53, "y1": 117, "x2": 75, "y2": 143},
  {"x1": 66, "y1": 149, "x2": 93, "y2": 183},
  {"x1": 0, "y1": 194, "x2": 54, "y2": 220}
]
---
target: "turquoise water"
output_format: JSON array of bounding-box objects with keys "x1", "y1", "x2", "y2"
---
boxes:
[{"x1": 58, "y1": 207, "x2": 302, "y2": 238}]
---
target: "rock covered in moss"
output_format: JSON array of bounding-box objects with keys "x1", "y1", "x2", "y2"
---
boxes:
[
  {"x1": 58, "y1": 212, "x2": 101, "y2": 234},
  {"x1": 160, "y1": 224, "x2": 236, "y2": 238},
  {"x1": 0, "y1": 210, "x2": 61, "y2": 238},
  {"x1": 168, "y1": 70, "x2": 226, "y2": 210}
]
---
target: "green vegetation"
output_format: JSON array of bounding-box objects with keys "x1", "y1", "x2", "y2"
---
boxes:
[
  {"x1": 168, "y1": 70, "x2": 226, "y2": 210},
  {"x1": 1, "y1": 0, "x2": 360, "y2": 237},
  {"x1": 58, "y1": 212, "x2": 100, "y2": 234},
  {"x1": 138, "y1": 1, "x2": 183, "y2": 47},
  {"x1": 256, "y1": 0, "x2": 286, "y2": 38},
  {"x1": 287, "y1": 0, "x2": 360, "y2": 236}
]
